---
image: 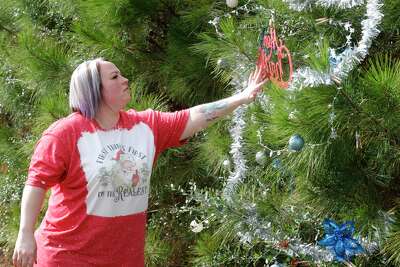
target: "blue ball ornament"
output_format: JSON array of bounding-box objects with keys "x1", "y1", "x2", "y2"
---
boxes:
[
  {"x1": 288, "y1": 134, "x2": 304, "y2": 152},
  {"x1": 329, "y1": 56, "x2": 338, "y2": 69},
  {"x1": 328, "y1": 49, "x2": 341, "y2": 70}
]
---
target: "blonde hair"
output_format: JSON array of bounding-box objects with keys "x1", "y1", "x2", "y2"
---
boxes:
[{"x1": 69, "y1": 58, "x2": 104, "y2": 119}]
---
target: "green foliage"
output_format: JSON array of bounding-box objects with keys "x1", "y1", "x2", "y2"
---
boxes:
[
  {"x1": 304, "y1": 38, "x2": 330, "y2": 72},
  {"x1": 0, "y1": 0, "x2": 19, "y2": 35},
  {"x1": 0, "y1": 203, "x2": 22, "y2": 255},
  {"x1": 12, "y1": 30, "x2": 73, "y2": 103},
  {"x1": 21, "y1": 0, "x2": 76, "y2": 33},
  {"x1": 127, "y1": 80, "x2": 170, "y2": 112},
  {"x1": 145, "y1": 223, "x2": 172, "y2": 267},
  {"x1": 194, "y1": 119, "x2": 231, "y2": 178},
  {"x1": 0, "y1": 62, "x2": 34, "y2": 126},
  {"x1": 194, "y1": 16, "x2": 258, "y2": 82},
  {"x1": 383, "y1": 208, "x2": 400, "y2": 266}
]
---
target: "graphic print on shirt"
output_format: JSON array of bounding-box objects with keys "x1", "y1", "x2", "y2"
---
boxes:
[
  {"x1": 77, "y1": 123, "x2": 155, "y2": 217},
  {"x1": 96, "y1": 149, "x2": 150, "y2": 189}
]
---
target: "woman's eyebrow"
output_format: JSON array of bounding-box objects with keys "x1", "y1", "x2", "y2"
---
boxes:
[{"x1": 110, "y1": 70, "x2": 121, "y2": 75}]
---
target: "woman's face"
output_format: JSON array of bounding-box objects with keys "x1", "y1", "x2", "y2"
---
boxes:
[{"x1": 99, "y1": 61, "x2": 131, "y2": 112}]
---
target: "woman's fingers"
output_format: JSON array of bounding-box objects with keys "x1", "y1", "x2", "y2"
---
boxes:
[
  {"x1": 249, "y1": 66, "x2": 264, "y2": 85},
  {"x1": 255, "y1": 66, "x2": 262, "y2": 83},
  {"x1": 25, "y1": 254, "x2": 35, "y2": 267},
  {"x1": 13, "y1": 251, "x2": 35, "y2": 267},
  {"x1": 27, "y1": 257, "x2": 35, "y2": 267},
  {"x1": 21, "y1": 256, "x2": 28, "y2": 267},
  {"x1": 255, "y1": 79, "x2": 268, "y2": 89},
  {"x1": 12, "y1": 249, "x2": 18, "y2": 266},
  {"x1": 254, "y1": 66, "x2": 260, "y2": 80},
  {"x1": 15, "y1": 252, "x2": 22, "y2": 267},
  {"x1": 248, "y1": 70, "x2": 253, "y2": 86}
]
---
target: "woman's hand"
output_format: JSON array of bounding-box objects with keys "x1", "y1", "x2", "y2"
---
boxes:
[
  {"x1": 13, "y1": 231, "x2": 37, "y2": 267},
  {"x1": 237, "y1": 66, "x2": 267, "y2": 105},
  {"x1": 13, "y1": 185, "x2": 46, "y2": 267}
]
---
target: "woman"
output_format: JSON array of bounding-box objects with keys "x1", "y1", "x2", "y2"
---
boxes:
[{"x1": 12, "y1": 58, "x2": 265, "y2": 267}]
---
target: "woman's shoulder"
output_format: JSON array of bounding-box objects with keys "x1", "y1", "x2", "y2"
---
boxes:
[
  {"x1": 125, "y1": 108, "x2": 156, "y2": 122},
  {"x1": 44, "y1": 112, "x2": 87, "y2": 137}
]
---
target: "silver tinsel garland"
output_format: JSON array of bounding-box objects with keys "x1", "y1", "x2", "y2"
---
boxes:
[
  {"x1": 288, "y1": 0, "x2": 383, "y2": 90},
  {"x1": 236, "y1": 201, "x2": 382, "y2": 263},
  {"x1": 284, "y1": 0, "x2": 365, "y2": 11},
  {"x1": 222, "y1": 60, "x2": 251, "y2": 200},
  {"x1": 236, "y1": 202, "x2": 336, "y2": 263},
  {"x1": 317, "y1": 0, "x2": 365, "y2": 8}
]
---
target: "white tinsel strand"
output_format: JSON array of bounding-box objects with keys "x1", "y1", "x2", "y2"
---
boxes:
[
  {"x1": 288, "y1": 67, "x2": 333, "y2": 90},
  {"x1": 356, "y1": 0, "x2": 383, "y2": 57},
  {"x1": 284, "y1": 0, "x2": 314, "y2": 11},
  {"x1": 332, "y1": 0, "x2": 383, "y2": 78},
  {"x1": 208, "y1": 16, "x2": 223, "y2": 37},
  {"x1": 237, "y1": 203, "x2": 336, "y2": 262},
  {"x1": 208, "y1": 1, "x2": 271, "y2": 37},
  {"x1": 223, "y1": 108, "x2": 248, "y2": 198},
  {"x1": 288, "y1": 0, "x2": 383, "y2": 91},
  {"x1": 236, "y1": 202, "x2": 381, "y2": 262},
  {"x1": 223, "y1": 66, "x2": 250, "y2": 200},
  {"x1": 287, "y1": 242, "x2": 335, "y2": 262},
  {"x1": 284, "y1": 0, "x2": 364, "y2": 11},
  {"x1": 316, "y1": 0, "x2": 365, "y2": 8}
]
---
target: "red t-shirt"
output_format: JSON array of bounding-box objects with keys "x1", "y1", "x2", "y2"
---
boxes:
[{"x1": 26, "y1": 109, "x2": 190, "y2": 267}]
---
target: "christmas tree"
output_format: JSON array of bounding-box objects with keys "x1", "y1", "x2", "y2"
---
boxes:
[
  {"x1": 186, "y1": 0, "x2": 400, "y2": 266},
  {"x1": 1, "y1": 0, "x2": 400, "y2": 266}
]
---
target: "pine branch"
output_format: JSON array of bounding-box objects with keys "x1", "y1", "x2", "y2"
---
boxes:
[
  {"x1": 338, "y1": 88, "x2": 387, "y2": 132},
  {"x1": 159, "y1": 0, "x2": 178, "y2": 18},
  {"x1": 0, "y1": 23, "x2": 14, "y2": 35}
]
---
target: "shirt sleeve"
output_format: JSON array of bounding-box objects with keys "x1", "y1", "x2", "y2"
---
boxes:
[
  {"x1": 26, "y1": 134, "x2": 68, "y2": 190},
  {"x1": 151, "y1": 109, "x2": 190, "y2": 153}
]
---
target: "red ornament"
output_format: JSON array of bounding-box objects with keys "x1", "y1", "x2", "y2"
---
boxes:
[
  {"x1": 290, "y1": 258, "x2": 310, "y2": 267},
  {"x1": 257, "y1": 20, "x2": 293, "y2": 88},
  {"x1": 277, "y1": 239, "x2": 289, "y2": 249}
]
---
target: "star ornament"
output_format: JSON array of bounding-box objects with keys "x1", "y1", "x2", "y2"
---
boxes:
[{"x1": 318, "y1": 219, "x2": 364, "y2": 262}]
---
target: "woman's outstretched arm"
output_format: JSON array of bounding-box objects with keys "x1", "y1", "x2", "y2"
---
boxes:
[{"x1": 180, "y1": 66, "x2": 266, "y2": 141}]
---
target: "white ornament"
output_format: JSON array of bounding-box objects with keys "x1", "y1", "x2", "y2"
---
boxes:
[
  {"x1": 217, "y1": 58, "x2": 229, "y2": 68},
  {"x1": 288, "y1": 110, "x2": 297, "y2": 120},
  {"x1": 255, "y1": 151, "x2": 266, "y2": 165},
  {"x1": 226, "y1": 0, "x2": 239, "y2": 8},
  {"x1": 190, "y1": 220, "x2": 204, "y2": 233},
  {"x1": 222, "y1": 159, "x2": 231, "y2": 170}
]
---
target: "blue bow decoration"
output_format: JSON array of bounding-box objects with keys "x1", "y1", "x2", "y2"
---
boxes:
[{"x1": 318, "y1": 218, "x2": 364, "y2": 262}]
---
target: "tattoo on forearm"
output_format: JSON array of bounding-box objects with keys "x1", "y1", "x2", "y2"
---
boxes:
[{"x1": 198, "y1": 101, "x2": 229, "y2": 122}]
